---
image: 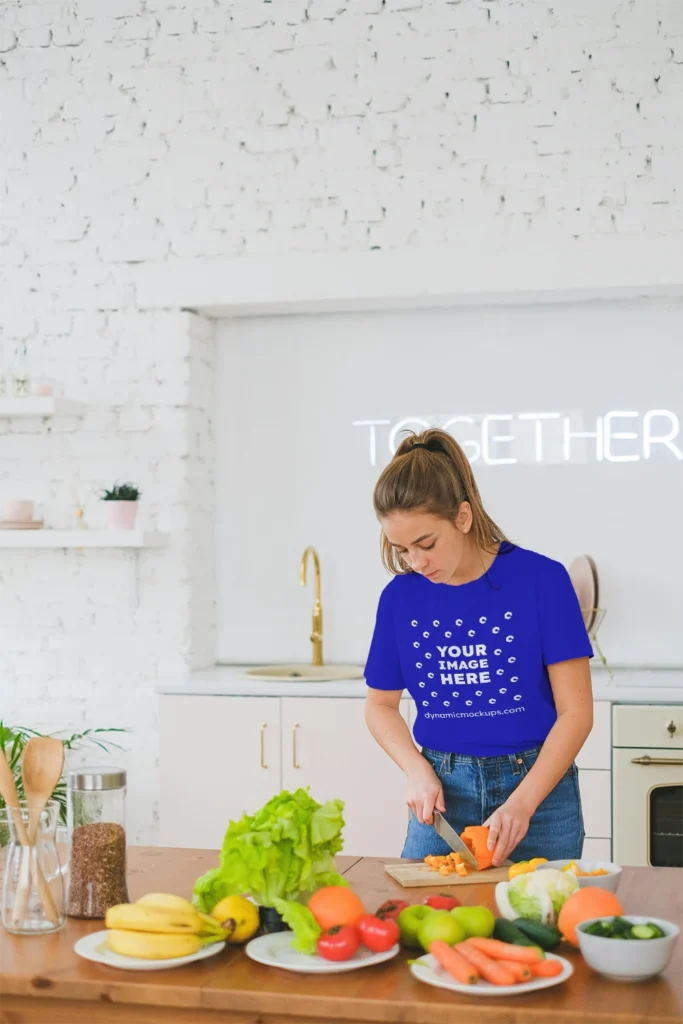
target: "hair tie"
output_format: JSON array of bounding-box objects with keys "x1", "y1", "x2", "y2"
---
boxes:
[{"x1": 410, "y1": 442, "x2": 431, "y2": 451}]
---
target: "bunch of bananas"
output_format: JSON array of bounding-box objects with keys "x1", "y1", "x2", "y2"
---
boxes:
[{"x1": 105, "y1": 892, "x2": 229, "y2": 960}]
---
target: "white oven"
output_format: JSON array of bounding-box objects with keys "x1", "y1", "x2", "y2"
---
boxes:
[{"x1": 613, "y1": 704, "x2": 683, "y2": 867}]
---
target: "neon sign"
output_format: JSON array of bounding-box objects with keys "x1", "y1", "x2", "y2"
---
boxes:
[{"x1": 352, "y1": 411, "x2": 682, "y2": 467}]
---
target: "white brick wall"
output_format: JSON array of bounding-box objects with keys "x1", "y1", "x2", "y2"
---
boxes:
[
  {"x1": 0, "y1": 0, "x2": 680, "y2": 843},
  {"x1": 0, "y1": 309, "x2": 214, "y2": 844}
]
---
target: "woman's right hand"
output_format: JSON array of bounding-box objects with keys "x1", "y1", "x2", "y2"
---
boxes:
[{"x1": 406, "y1": 761, "x2": 446, "y2": 825}]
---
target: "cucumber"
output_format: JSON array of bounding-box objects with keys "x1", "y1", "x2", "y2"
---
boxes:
[
  {"x1": 493, "y1": 919, "x2": 539, "y2": 947},
  {"x1": 611, "y1": 916, "x2": 635, "y2": 936},
  {"x1": 512, "y1": 918, "x2": 562, "y2": 951},
  {"x1": 631, "y1": 924, "x2": 661, "y2": 940}
]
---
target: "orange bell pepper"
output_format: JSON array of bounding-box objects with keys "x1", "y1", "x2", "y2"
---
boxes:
[{"x1": 460, "y1": 825, "x2": 495, "y2": 871}]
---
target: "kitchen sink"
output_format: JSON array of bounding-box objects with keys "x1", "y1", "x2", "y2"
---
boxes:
[{"x1": 242, "y1": 664, "x2": 364, "y2": 682}]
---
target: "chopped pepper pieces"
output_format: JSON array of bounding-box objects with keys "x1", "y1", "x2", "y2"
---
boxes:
[
  {"x1": 562, "y1": 860, "x2": 610, "y2": 877},
  {"x1": 424, "y1": 852, "x2": 474, "y2": 876},
  {"x1": 507, "y1": 857, "x2": 548, "y2": 880}
]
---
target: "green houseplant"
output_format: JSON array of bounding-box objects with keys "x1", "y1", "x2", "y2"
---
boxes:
[
  {"x1": 0, "y1": 723, "x2": 127, "y2": 844},
  {"x1": 100, "y1": 481, "x2": 141, "y2": 531}
]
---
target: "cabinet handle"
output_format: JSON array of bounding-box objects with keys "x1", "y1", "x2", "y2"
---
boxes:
[
  {"x1": 260, "y1": 723, "x2": 268, "y2": 770},
  {"x1": 667, "y1": 720, "x2": 678, "y2": 738},
  {"x1": 292, "y1": 723, "x2": 301, "y2": 769},
  {"x1": 631, "y1": 755, "x2": 683, "y2": 766}
]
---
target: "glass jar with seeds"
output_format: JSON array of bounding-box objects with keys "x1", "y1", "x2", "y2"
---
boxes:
[{"x1": 66, "y1": 767, "x2": 129, "y2": 919}]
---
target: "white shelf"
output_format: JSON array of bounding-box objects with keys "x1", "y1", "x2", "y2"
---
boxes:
[
  {"x1": 0, "y1": 397, "x2": 85, "y2": 418},
  {"x1": 135, "y1": 238, "x2": 683, "y2": 315},
  {"x1": 0, "y1": 530, "x2": 168, "y2": 548}
]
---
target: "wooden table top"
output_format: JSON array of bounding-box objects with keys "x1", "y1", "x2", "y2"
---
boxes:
[{"x1": 1, "y1": 847, "x2": 681, "y2": 1024}]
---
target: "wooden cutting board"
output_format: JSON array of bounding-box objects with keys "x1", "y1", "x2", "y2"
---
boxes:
[{"x1": 384, "y1": 861, "x2": 511, "y2": 888}]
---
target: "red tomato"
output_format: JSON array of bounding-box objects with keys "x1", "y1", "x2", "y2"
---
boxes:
[
  {"x1": 357, "y1": 914, "x2": 401, "y2": 953},
  {"x1": 375, "y1": 899, "x2": 410, "y2": 922},
  {"x1": 423, "y1": 894, "x2": 462, "y2": 911},
  {"x1": 317, "y1": 925, "x2": 361, "y2": 962}
]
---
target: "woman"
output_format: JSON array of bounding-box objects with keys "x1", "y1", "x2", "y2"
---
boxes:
[{"x1": 364, "y1": 428, "x2": 593, "y2": 867}]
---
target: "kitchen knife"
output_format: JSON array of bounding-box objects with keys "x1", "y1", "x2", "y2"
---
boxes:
[{"x1": 433, "y1": 811, "x2": 479, "y2": 869}]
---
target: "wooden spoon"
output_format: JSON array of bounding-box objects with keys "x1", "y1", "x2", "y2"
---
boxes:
[
  {"x1": 0, "y1": 746, "x2": 30, "y2": 844},
  {"x1": 23, "y1": 737, "x2": 65, "y2": 843},
  {"x1": 12, "y1": 738, "x2": 64, "y2": 928}
]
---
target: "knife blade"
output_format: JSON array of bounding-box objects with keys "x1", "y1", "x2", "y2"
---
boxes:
[{"x1": 433, "y1": 812, "x2": 479, "y2": 869}]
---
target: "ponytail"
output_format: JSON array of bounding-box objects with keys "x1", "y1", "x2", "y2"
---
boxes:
[{"x1": 373, "y1": 428, "x2": 507, "y2": 575}]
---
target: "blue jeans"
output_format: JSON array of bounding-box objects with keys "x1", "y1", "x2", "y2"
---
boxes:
[{"x1": 402, "y1": 746, "x2": 584, "y2": 862}]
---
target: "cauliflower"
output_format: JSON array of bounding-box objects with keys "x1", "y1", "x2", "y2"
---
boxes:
[{"x1": 495, "y1": 868, "x2": 578, "y2": 925}]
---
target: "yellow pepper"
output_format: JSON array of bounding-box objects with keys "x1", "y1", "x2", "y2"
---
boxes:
[
  {"x1": 508, "y1": 861, "x2": 533, "y2": 879},
  {"x1": 507, "y1": 857, "x2": 548, "y2": 880}
]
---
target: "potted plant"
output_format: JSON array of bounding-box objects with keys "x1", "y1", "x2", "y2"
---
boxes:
[
  {"x1": 0, "y1": 723, "x2": 127, "y2": 846},
  {"x1": 100, "y1": 482, "x2": 141, "y2": 531}
]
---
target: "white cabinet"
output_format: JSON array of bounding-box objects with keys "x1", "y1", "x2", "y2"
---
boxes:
[
  {"x1": 578, "y1": 768, "x2": 611, "y2": 839},
  {"x1": 159, "y1": 694, "x2": 411, "y2": 857},
  {"x1": 582, "y1": 837, "x2": 612, "y2": 861},
  {"x1": 281, "y1": 698, "x2": 411, "y2": 858},
  {"x1": 158, "y1": 693, "x2": 615, "y2": 858},
  {"x1": 575, "y1": 701, "x2": 612, "y2": 858},
  {"x1": 159, "y1": 696, "x2": 282, "y2": 849},
  {"x1": 576, "y1": 701, "x2": 611, "y2": 770}
]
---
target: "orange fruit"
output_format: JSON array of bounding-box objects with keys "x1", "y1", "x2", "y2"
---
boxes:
[
  {"x1": 307, "y1": 886, "x2": 365, "y2": 930},
  {"x1": 557, "y1": 886, "x2": 624, "y2": 946}
]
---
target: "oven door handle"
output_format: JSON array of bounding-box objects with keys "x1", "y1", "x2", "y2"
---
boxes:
[{"x1": 630, "y1": 755, "x2": 683, "y2": 766}]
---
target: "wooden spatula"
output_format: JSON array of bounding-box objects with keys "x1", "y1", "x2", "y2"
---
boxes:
[{"x1": 23, "y1": 737, "x2": 65, "y2": 843}]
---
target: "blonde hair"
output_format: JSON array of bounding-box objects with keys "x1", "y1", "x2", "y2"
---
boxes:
[{"x1": 373, "y1": 428, "x2": 508, "y2": 575}]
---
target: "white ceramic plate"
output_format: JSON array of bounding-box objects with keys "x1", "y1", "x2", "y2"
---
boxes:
[
  {"x1": 246, "y1": 931, "x2": 400, "y2": 974},
  {"x1": 74, "y1": 931, "x2": 226, "y2": 971},
  {"x1": 411, "y1": 951, "x2": 573, "y2": 997}
]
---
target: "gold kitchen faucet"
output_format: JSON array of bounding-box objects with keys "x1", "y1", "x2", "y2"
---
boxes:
[{"x1": 300, "y1": 546, "x2": 323, "y2": 666}]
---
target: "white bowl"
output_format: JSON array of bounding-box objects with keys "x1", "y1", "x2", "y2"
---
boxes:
[
  {"x1": 538, "y1": 860, "x2": 622, "y2": 893},
  {"x1": 577, "y1": 916, "x2": 679, "y2": 982}
]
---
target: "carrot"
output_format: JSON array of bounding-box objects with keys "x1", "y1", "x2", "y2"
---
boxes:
[
  {"x1": 529, "y1": 958, "x2": 563, "y2": 978},
  {"x1": 503, "y1": 960, "x2": 533, "y2": 983},
  {"x1": 467, "y1": 936, "x2": 544, "y2": 963},
  {"x1": 458, "y1": 940, "x2": 517, "y2": 986},
  {"x1": 430, "y1": 940, "x2": 479, "y2": 985}
]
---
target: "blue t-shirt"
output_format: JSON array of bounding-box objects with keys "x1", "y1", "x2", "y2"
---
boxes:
[{"x1": 364, "y1": 545, "x2": 593, "y2": 757}]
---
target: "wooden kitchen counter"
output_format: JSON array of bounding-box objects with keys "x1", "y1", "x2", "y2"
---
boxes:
[{"x1": 1, "y1": 847, "x2": 681, "y2": 1024}]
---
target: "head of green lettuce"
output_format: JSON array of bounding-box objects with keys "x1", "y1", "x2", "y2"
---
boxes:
[
  {"x1": 193, "y1": 789, "x2": 348, "y2": 955},
  {"x1": 193, "y1": 788, "x2": 347, "y2": 914}
]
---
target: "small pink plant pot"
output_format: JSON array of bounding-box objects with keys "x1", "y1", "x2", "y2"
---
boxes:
[{"x1": 105, "y1": 501, "x2": 138, "y2": 531}]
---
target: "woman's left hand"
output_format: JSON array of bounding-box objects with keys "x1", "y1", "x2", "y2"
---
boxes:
[{"x1": 483, "y1": 796, "x2": 533, "y2": 867}]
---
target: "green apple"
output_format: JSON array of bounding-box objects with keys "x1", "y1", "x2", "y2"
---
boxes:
[
  {"x1": 397, "y1": 905, "x2": 434, "y2": 948},
  {"x1": 417, "y1": 909, "x2": 466, "y2": 952},
  {"x1": 450, "y1": 905, "x2": 496, "y2": 938}
]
